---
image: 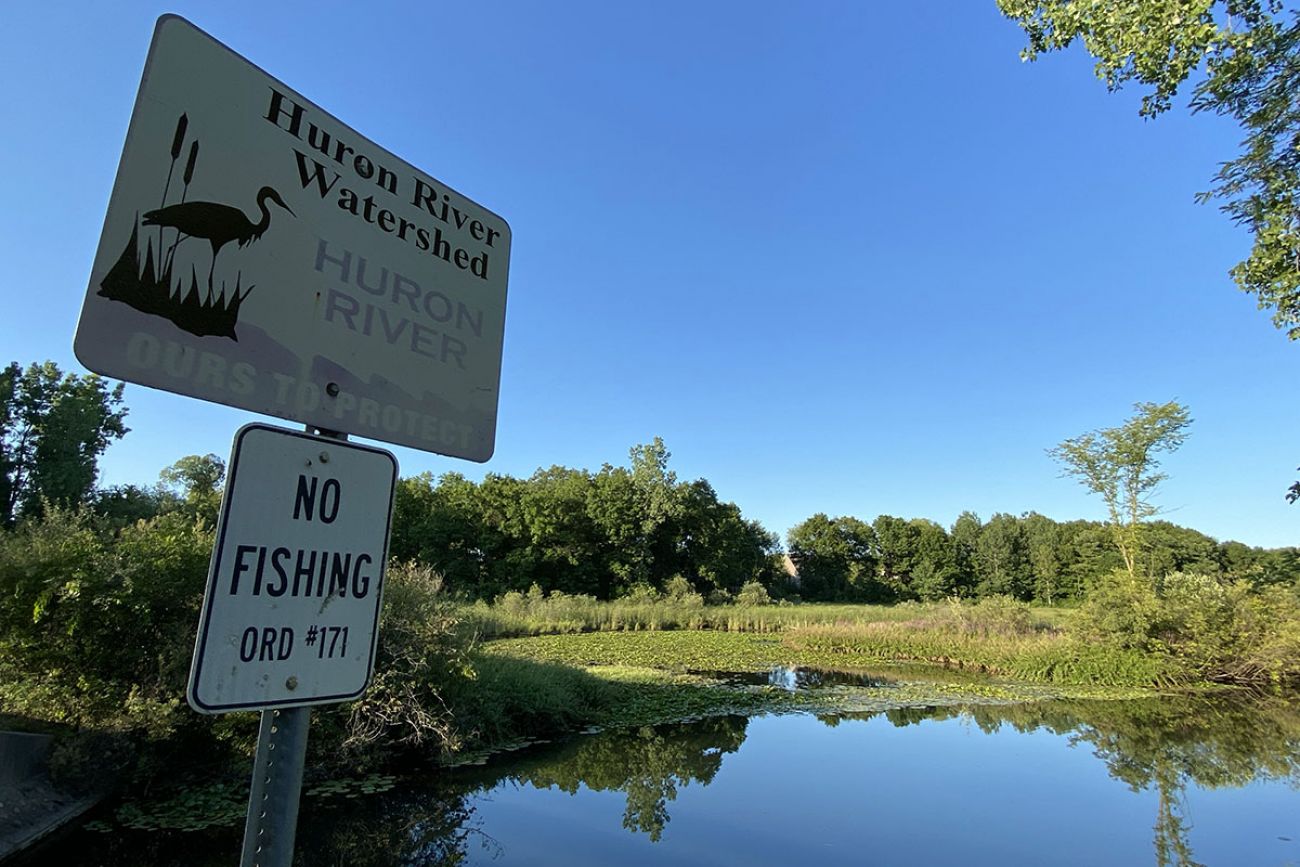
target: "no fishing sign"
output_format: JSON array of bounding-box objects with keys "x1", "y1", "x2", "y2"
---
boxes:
[{"x1": 187, "y1": 424, "x2": 397, "y2": 713}]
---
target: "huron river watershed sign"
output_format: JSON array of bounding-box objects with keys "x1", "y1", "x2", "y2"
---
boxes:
[
  {"x1": 74, "y1": 15, "x2": 510, "y2": 460},
  {"x1": 188, "y1": 424, "x2": 397, "y2": 712}
]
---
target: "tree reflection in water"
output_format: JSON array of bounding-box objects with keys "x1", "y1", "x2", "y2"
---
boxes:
[
  {"x1": 505, "y1": 714, "x2": 749, "y2": 841},
  {"x1": 288, "y1": 715, "x2": 750, "y2": 864},
  {"x1": 292, "y1": 785, "x2": 498, "y2": 867},
  {"x1": 41, "y1": 693, "x2": 1297, "y2": 865},
  {"x1": 291, "y1": 693, "x2": 1297, "y2": 864},
  {"x1": 819, "y1": 693, "x2": 1300, "y2": 867}
]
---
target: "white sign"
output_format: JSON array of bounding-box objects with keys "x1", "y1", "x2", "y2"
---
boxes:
[
  {"x1": 188, "y1": 424, "x2": 396, "y2": 713},
  {"x1": 75, "y1": 15, "x2": 510, "y2": 461}
]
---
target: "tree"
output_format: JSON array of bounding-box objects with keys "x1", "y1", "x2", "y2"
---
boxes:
[
  {"x1": 676, "y1": 481, "x2": 780, "y2": 596},
  {"x1": 999, "y1": 2, "x2": 1300, "y2": 337},
  {"x1": 0, "y1": 361, "x2": 128, "y2": 526},
  {"x1": 974, "y1": 513, "x2": 1034, "y2": 599},
  {"x1": 910, "y1": 519, "x2": 961, "y2": 600},
  {"x1": 950, "y1": 510, "x2": 984, "y2": 595},
  {"x1": 159, "y1": 453, "x2": 225, "y2": 523},
  {"x1": 786, "y1": 514, "x2": 881, "y2": 601},
  {"x1": 1049, "y1": 401, "x2": 1192, "y2": 577},
  {"x1": 1022, "y1": 512, "x2": 1065, "y2": 604},
  {"x1": 872, "y1": 515, "x2": 920, "y2": 598}
]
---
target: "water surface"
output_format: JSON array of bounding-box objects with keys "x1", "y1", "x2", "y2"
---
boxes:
[{"x1": 33, "y1": 691, "x2": 1300, "y2": 866}]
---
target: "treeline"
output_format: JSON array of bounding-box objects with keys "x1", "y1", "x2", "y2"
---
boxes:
[
  {"x1": 383, "y1": 441, "x2": 1299, "y2": 605},
  {"x1": 3, "y1": 359, "x2": 1296, "y2": 614},
  {"x1": 389, "y1": 439, "x2": 784, "y2": 601},
  {"x1": 787, "y1": 512, "x2": 1300, "y2": 604}
]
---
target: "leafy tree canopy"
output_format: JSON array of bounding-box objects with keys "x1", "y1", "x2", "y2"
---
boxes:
[
  {"x1": 159, "y1": 453, "x2": 226, "y2": 524},
  {"x1": 1049, "y1": 400, "x2": 1192, "y2": 576},
  {"x1": 999, "y1": 1, "x2": 1300, "y2": 336},
  {"x1": 0, "y1": 361, "x2": 128, "y2": 526}
]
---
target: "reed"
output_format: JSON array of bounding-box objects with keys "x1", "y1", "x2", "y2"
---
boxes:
[{"x1": 461, "y1": 590, "x2": 1069, "y2": 640}]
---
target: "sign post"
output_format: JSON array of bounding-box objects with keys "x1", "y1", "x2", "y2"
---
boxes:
[
  {"x1": 189, "y1": 424, "x2": 394, "y2": 867},
  {"x1": 240, "y1": 696, "x2": 310, "y2": 867},
  {"x1": 74, "y1": 15, "x2": 510, "y2": 865}
]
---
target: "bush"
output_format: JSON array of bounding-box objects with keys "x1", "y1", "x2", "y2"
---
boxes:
[
  {"x1": 0, "y1": 508, "x2": 211, "y2": 726},
  {"x1": 328, "y1": 562, "x2": 474, "y2": 764},
  {"x1": 1074, "y1": 570, "x2": 1300, "y2": 684},
  {"x1": 663, "y1": 575, "x2": 703, "y2": 607},
  {"x1": 735, "y1": 581, "x2": 771, "y2": 606},
  {"x1": 925, "y1": 596, "x2": 1040, "y2": 637},
  {"x1": 623, "y1": 583, "x2": 661, "y2": 605}
]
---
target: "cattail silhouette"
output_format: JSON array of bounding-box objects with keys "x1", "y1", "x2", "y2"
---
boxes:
[
  {"x1": 157, "y1": 114, "x2": 187, "y2": 264},
  {"x1": 183, "y1": 141, "x2": 198, "y2": 189},
  {"x1": 165, "y1": 140, "x2": 201, "y2": 278}
]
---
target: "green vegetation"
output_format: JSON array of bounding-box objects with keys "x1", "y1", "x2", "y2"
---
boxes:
[
  {"x1": 1075, "y1": 569, "x2": 1300, "y2": 684},
  {"x1": 462, "y1": 587, "x2": 950, "y2": 639},
  {"x1": 1, "y1": 361, "x2": 127, "y2": 527},
  {"x1": 1, "y1": 358, "x2": 1297, "y2": 814},
  {"x1": 785, "y1": 616, "x2": 1174, "y2": 687},
  {"x1": 389, "y1": 437, "x2": 784, "y2": 602},
  {"x1": 481, "y1": 600, "x2": 1173, "y2": 689},
  {"x1": 998, "y1": 1, "x2": 1300, "y2": 338},
  {"x1": 1049, "y1": 401, "x2": 1192, "y2": 578}
]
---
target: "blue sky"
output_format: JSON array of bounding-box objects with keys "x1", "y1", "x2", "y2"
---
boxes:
[{"x1": 4, "y1": 2, "x2": 1298, "y2": 548}]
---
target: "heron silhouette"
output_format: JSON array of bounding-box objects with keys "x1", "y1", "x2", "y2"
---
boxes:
[{"x1": 143, "y1": 186, "x2": 295, "y2": 293}]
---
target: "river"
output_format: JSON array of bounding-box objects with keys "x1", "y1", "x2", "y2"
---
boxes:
[{"x1": 28, "y1": 678, "x2": 1300, "y2": 866}]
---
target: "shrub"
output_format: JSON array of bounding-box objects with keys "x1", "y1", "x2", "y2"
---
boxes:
[
  {"x1": 735, "y1": 581, "x2": 771, "y2": 606},
  {"x1": 663, "y1": 574, "x2": 703, "y2": 607},
  {"x1": 0, "y1": 508, "x2": 211, "y2": 726},
  {"x1": 925, "y1": 596, "x2": 1040, "y2": 637},
  {"x1": 623, "y1": 583, "x2": 661, "y2": 605},
  {"x1": 1074, "y1": 570, "x2": 1300, "y2": 684},
  {"x1": 330, "y1": 562, "x2": 474, "y2": 764}
]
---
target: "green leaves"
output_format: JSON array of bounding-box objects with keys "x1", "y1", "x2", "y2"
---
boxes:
[
  {"x1": 390, "y1": 439, "x2": 780, "y2": 601},
  {"x1": 0, "y1": 361, "x2": 128, "y2": 526},
  {"x1": 1000, "y1": 2, "x2": 1300, "y2": 338},
  {"x1": 1048, "y1": 401, "x2": 1192, "y2": 576}
]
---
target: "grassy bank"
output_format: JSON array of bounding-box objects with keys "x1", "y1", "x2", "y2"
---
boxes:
[
  {"x1": 461, "y1": 590, "x2": 1077, "y2": 639},
  {"x1": 783, "y1": 622, "x2": 1174, "y2": 686},
  {"x1": 468, "y1": 593, "x2": 1174, "y2": 689},
  {"x1": 477, "y1": 629, "x2": 1160, "y2": 701},
  {"x1": 445, "y1": 631, "x2": 1143, "y2": 762}
]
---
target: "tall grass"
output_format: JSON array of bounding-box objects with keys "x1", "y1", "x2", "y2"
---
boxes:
[
  {"x1": 459, "y1": 588, "x2": 1005, "y2": 639},
  {"x1": 783, "y1": 598, "x2": 1178, "y2": 687}
]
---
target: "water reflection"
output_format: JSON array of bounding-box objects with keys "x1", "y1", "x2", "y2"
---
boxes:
[
  {"x1": 35, "y1": 690, "x2": 1300, "y2": 866},
  {"x1": 766, "y1": 665, "x2": 897, "y2": 690},
  {"x1": 507, "y1": 715, "x2": 748, "y2": 841},
  {"x1": 476, "y1": 691, "x2": 1300, "y2": 865},
  {"x1": 821, "y1": 694, "x2": 1300, "y2": 867},
  {"x1": 686, "y1": 665, "x2": 898, "y2": 690}
]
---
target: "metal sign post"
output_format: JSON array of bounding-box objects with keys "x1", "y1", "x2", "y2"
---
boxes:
[{"x1": 240, "y1": 706, "x2": 310, "y2": 867}]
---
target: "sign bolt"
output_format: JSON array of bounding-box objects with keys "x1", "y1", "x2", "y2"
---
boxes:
[
  {"x1": 285, "y1": 676, "x2": 298, "y2": 691},
  {"x1": 325, "y1": 382, "x2": 340, "y2": 397}
]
